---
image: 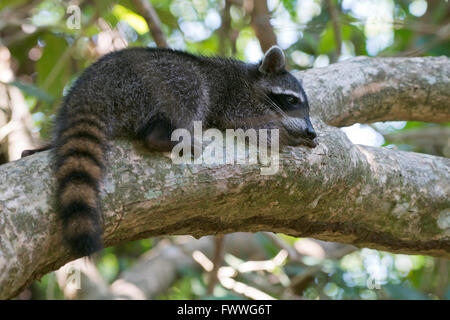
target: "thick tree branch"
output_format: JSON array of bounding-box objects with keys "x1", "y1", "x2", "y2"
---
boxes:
[
  {"x1": 0, "y1": 57, "x2": 449, "y2": 299},
  {"x1": 300, "y1": 56, "x2": 449, "y2": 126}
]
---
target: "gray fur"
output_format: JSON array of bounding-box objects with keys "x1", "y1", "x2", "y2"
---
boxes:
[{"x1": 55, "y1": 46, "x2": 316, "y2": 145}]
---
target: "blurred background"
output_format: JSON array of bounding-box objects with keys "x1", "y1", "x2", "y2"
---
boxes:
[{"x1": 0, "y1": 0, "x2": 448, "y2": 300}]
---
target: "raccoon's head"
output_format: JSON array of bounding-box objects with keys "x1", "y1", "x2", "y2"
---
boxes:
[{"x1": 253, "y1": 46, "x2": 317, "y2": 148}]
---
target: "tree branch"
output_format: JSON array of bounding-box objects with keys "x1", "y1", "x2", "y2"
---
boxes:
[
  {"x1": 384, "y1": 126, "x2": 450, "y2": 157},
  {"x1": 0, "y1": 57, "x2": 449, "y2": 299},
  {"x1": 218, "y1": 0, "x2": 232, "y2": 56},
  {"x1": 325, "y1": 0, "x2": 342, "y2": 62},
  {"x1": 250, "y1": 0, "x2": 277, "y2": 52},
  {"x1": 300, "y1": 56, "x2": 450, "y2": 126},
  {"x1": 131, "y1": 0, "x2": 168, "y2": 48}
]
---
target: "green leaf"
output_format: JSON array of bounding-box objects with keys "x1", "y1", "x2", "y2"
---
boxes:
[
  {"x1": 281, "y1": 0, "x2": 298, "y2": 18},
  {"x1": 36, "y1": 34, "x2": 70, "y2": 104},
  {"x1": 8, "y1": 80, "x2": 54, "y2": 103},
  {"x1": 254, "y1": 233, "x2": 279, "y2": 258},
  {"x1": 383, "y1": 284, "x2": 430, "y2": 300},
  {"x1": 318, "y1": 23, "x2": 335, "y2": 54}
]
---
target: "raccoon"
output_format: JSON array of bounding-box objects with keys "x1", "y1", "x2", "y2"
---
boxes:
[{"x1": 37, "y1": 45, "x2": 317, "y2": 257}]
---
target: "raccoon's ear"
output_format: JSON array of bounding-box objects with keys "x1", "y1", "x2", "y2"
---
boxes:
[{"x1": 258, "y1": 46, "x2": 286, "y2": 75}]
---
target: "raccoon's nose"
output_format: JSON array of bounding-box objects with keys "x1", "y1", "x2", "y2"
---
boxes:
[{"x1": 306, "y1": 127, "x2": 317, "y2": 140}]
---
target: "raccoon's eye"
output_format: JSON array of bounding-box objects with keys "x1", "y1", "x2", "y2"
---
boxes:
[
  {"x1": 267, "y1": 93, "x2": 300, "y2": 112},
  {"x1": 286, "y1": 95, "x2": 299, "y2": 105}
]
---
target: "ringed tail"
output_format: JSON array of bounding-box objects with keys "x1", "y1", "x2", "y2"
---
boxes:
[{"x1": 54, "y1": 113, "x2": 107, "y2": 256}]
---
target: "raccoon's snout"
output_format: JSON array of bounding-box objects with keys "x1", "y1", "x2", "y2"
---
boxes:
[
  {"x1": 289, "y1": 126, "x2": 316, "y2": 140},
  {"x1": 305, "y1": 126, "x2": 317, "y2": 140},
  {"x1": 282, "y1": 118, "x2": 318, "y2": 148}
]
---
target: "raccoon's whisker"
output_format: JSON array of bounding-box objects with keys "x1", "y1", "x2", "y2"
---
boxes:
[
  {"x1": 266, "y1": 97, "x2": 290, "y2": 119},
  {"x1": 258, "y1": 92, "x2": 290, "y2": 120},
  {"x1": 240, "y1": 78, "x2": 287, "y2": 120}
]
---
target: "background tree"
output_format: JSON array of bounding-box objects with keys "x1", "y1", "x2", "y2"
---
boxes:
[{"x1": 0, "y1": 0, "x2": 448, "y2": 300}]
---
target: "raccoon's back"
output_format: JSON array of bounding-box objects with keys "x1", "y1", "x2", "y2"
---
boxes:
[{"x1": 58, "y1": 47, "x2": 212, "y2": 137}]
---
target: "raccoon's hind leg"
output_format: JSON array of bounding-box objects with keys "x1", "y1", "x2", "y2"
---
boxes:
[
  {"x1": 140, "y1": 114, "x2": 201, "y2": 158},
  {"x1": 141, "y1": 115, "x2": 176, "y2": 152}
]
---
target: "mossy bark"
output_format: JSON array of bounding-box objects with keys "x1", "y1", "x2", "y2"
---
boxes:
[{"x1": 301, "y1": 56, "x2": 449, "y2": 126}]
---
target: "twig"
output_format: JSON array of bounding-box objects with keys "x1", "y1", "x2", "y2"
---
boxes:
[
  {"x1": 263, "y1": 232, "x2": 306, "y2": 264},
  {"x1": 325, "y1": 0, "x2": 342, "y2": 62},
  {"x1": 219, "y1": 0, "x2": 232, "y2": 56},
  {"x1": 207, "y1": 234, "x2": 226, "y2": 294},
  {"x1": 250, "y1": 0, "x2": 277, "y2": 52},
  {"x1": 131, "y1": 0, "x2": 168, "y2": 48}
]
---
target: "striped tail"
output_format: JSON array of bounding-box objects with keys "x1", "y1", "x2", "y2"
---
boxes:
[{"x1": 54, "y1": 114, "x2": 107, "y2": 256}]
